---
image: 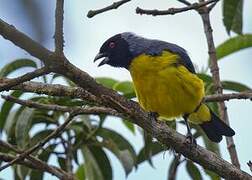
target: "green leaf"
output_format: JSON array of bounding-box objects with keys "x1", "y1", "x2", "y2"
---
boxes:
[
  {"x1": 122, "y1": 120, "x2": 135, "y2": 134},
  {"x1": 16, "y1": 165, "x2": 30, "y2": 180},
  {"x1": 0, "y1": 90, "x2": 23, "y2": 130},
  {"x1": 222, "y1": 81, "x2": 251, "y2": 92},
  {"x1": 95, "y1": 77, "x2": 118, "y2": 89},
  {"x1": 186, "y1": 161, "x2": 203, "y2": 180},
  {"x1": 97, "y1": 128, "x2": 136, "y2": 176},
  {"x1": 29, "y1": 129, "x2": 54, "y2": 148},
  {"x1": 75, "y1": 164, "x2": 86, "y2": 180},
  {"x1": 204, "y1": 169, "x2": 221, "y2": 180},
  {"x1": 168, "y1": 155, "x2": 181, "y2": 179},
  {"x1": 15, "y1": 108, "x2": 34, "y2": 149},
  {"x1": 216, "y1": 34, "x2": 252, "y2": 61},
  {"x1": 113, "y1": 81, "x2": 136, "y2": 98},
  {"x1": 223, "y1": 0, "x2": 243, "y2": 35},
  {"x1": 137, "y1": 141, "x2": 165, "y2": 165},
  {"x1": 0, "y1": 59, "x2": 37, "y2": 77},
  {"x1": 82, "y1": 146, "x2": 112, "y2": 180},
  {"x1": 58, "y1": 157, "x2": 67, "y2": 171}
]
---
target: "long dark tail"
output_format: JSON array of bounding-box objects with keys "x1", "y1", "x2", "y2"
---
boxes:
[{"x1": 200, "y1": 110, "x2": 235, "y2": 143}]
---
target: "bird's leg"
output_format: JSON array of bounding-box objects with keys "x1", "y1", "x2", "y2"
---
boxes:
[{"x1": 183, "y1": 114, "x2": 197, "y2": 145}]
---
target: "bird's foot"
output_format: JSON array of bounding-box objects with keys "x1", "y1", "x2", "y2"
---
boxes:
[
  {"x1": 185, "y1": 133, "x2": 197, "y2": 146},
  {"x1": 148, "y1": 112, "x2": 159, "y2": 122}
]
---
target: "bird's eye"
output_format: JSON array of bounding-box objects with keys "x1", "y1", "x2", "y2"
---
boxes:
[{"x1": 109, "y1": 42, "x2": 116, "y2": 48}]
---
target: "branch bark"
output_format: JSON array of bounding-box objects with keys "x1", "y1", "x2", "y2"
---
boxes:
[
  {"x1": 1, "y1": 95, "x2": 124, "y2": 117},
  {"x1": 87, "y1": 0, "x2": 131, "y2": 18},
  {"x1": 0, "y1": 112, "x2": 77, "y2": 175},
  {"x1": 0, "y1": 67, "x2": 49, "y2": 92},
  {"x1": 54, "y1": 0, "x2": 64, "y2": 54},
  {"x1": 0, "y1": 140, "x2": 67, "y2": 179},
  {"x1": 135, "y1": 0, "x2": 219, "y2": 16},
  {"x1": 199, "y1": 9, "x2": 240, "y2": 168}
]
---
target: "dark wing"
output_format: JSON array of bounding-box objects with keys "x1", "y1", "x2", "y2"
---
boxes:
[{"x1": 147, "y1": 40, "x2": 196, "y2": 73}]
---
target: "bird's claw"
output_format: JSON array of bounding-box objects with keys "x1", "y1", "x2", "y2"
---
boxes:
[{"x1": 185, "y1": 133, "x2": 197, "y2": 146}]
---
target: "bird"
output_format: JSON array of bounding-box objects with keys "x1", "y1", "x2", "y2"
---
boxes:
[{"x1": 94, "y1": 32, "x2": 235, "y2": 143}]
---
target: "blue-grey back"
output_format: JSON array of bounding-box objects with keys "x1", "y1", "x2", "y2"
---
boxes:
[{"x1": 121, "y1": 32, "x2": 195, "y2": 73}]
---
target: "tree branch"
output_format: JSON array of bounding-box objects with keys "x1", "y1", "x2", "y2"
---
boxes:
[
  {"x1": 0, "y1": 140, "x2": 67, "y2": 179},
  {"x1": 87, "y1": 0, "x2": 131, "y2": 18},
  {"x1": 0, "y1": 112, "x2": 77, "y2": 176},
  {"x1": 3, "y1": 78, "x2": 251, "y2": 103},
  {"x1": 54, "y1": 0, "x2": 64, "y2": 54},
  {"x1": 1, "y1": 95, "x2": 124, "y2": 117},
  {"x1": 204, "y1": 91, "x2": 252, "y2": 102},
  {"x1": 0, "y1": 67, "x2": 49, "y2": 92},
  {"x1": 135, "y1": 0, "x2": 219, "y2": 16},
  {"x1": 0, "y1": 16, "x2": 251, "y2": 179},
  {"x1": 199, "y1": 7, "x2": 240, "y2": 168},
  {"x1": 248, "y1": 161, "x2": 252, "y2": 173}
]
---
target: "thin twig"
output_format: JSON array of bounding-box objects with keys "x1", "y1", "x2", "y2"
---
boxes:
[
  {"x1": 136, "y1": 0, "x2": 218, "y2": 16},
  {"x1": 66, "y1": 131, "x2": 73, "y2": 173},
  {"x1": 177, "y1": 0, "x2": 191, "y2": 6},
  {"x1": 0, "y1": 67, "x2": 49, "y2": 92},
  {"x1": 87, "y1": 0, "x2": 131, "y2": 18},
  {"x1": 204, "y1": 91, "x2": 252, "y2": 102},
  {"x1": 54, "y1": 0, "x2": 64, "y2": 54},
  {"x1": 247, "y1": 161, "x2": 252, "y2": 173},
  {"x1": 0, "y1": 140, "x2": 67, "y2": 178},
  {"x1": 199, "y1": 4, "x2": 240, "y2": 168},
  {"x1": 0, "y1": 112, "x2": 78, "y2": 172},
  {"x1": 1, "y1": 95, "x2": 124, "y2": 117}
]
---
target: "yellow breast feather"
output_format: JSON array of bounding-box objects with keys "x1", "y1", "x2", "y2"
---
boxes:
[{"x1": 129, "y1": 51, "x2": 205, "y2": 122}]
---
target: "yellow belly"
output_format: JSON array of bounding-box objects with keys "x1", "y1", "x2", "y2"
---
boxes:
[{"x1": 129, "y1": 51, "x2": 205, "y2": 120}]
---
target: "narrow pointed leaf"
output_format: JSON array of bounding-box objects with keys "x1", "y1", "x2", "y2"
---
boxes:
[
  {"x1": 222, "y1": 81, "x2": 251, "y2": 92},
  {"x1": 95, "y1": 77, "x2": 118, "y2": 89},
  {"x1": 82, "y1": 146, "x2": 112, "y2": 180},
  {"x1": 0, "y1": 90, "x2": 23, "y2": 130},
  {"x1": 97, "y1": 128, "x2": 136, "y2": 176},
  {"x1": 186, "y1": 161, "x2": 203, "y2": 180},
  {"x1": 75, "y1": 164, "x2": 86, "y2": 180},
  {"x1": 216, "y1": 34, "x2": 252, "y2": 61},
  {"x1": 223, "y1": 0, "x2": 243, "y2": 35},
  {"x1": 0, "y1": 59, "x2": 37, "y2": 77},
  {"x1": 15, "y1": 108, "x2": 34, "y2": 148}
]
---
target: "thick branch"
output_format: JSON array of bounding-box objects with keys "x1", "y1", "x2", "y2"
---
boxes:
[
  {"x1": 87, "y1": 0, "x2": 131, "y2": 18},
  {"x1": 136, "y1": 0, "x2": 218, "y2": 16},
  {"x1": 199, "y1": 9, "x2": 240, "y2": 168},
  {"x1": 54, "y1": 0, "x2": 64, "y2": 54},
  {"x1": 0, "y1": 67, "x2": 49, "y2": 92},
  {"x1": 0, "y1": 17, "x2": 251, "y2": 179}
]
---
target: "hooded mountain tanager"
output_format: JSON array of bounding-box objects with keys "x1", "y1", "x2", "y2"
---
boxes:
[{"x1": 94, "y1": 32, "x2": 235, "y2": 143}]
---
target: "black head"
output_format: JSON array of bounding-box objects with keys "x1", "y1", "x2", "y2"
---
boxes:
[{"x1": 94, "y1": 33, "x2": 133, "y2": 69}]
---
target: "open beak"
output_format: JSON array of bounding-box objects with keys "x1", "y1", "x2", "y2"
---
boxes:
[{"x1": 94, "y1": 53, "x2": 109, "y2": 67}]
